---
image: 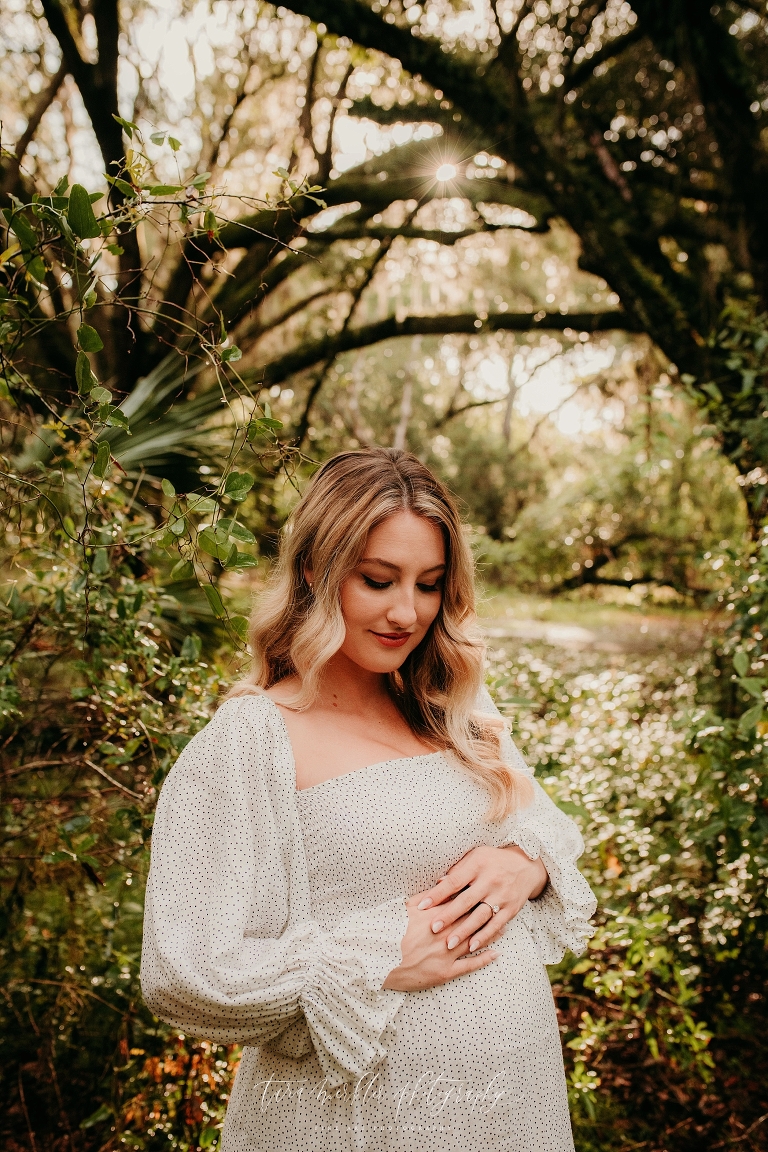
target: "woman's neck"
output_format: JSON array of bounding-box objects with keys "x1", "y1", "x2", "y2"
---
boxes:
[{"x1": 312, "y1": 651, "x2": 392, "y2": 716}]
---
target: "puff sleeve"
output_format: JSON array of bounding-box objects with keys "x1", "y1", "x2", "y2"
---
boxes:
[
  {"x1": 140, "y1": 696, "x2": 409, "y2": 1088},
  {"x1": 476, "y1": 685, "x2": 597, "y2": 963}
]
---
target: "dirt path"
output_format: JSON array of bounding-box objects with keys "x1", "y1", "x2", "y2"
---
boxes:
[{"x1": 479, "y1": 610, "x2": 722, "y2": 655}]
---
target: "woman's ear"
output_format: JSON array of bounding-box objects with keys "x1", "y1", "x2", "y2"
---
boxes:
[{"x1": 304, "y1": 565, "x2": 314, "y2": 590}]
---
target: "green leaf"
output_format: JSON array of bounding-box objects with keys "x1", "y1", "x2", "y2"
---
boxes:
[
  {"x1": 170, "y1": 558, "x2": 195, "y2": 581},
  {"x1": 198, "y1": 526, "x2": 230, "y2": 561},
  {"x1": 76, "y1": 351, "x2": 96, "y2": 394},
  {"x1": 8, "y1": 211, "x2": 38, "y2": 250},
  {"x1": 186, "y1": 494, "x2": 217, "y2": 515},
  {"x1": 247, "y1": 417, "x2": 283, "y2": 439},
  {"x1": 112, "y1": 114, "x2": 138, "y2": 138},
  {"x1": 150, "y1": 131, "x2": 167, "y2": 145},
  {"x1": 191, "y1": 171, "x2": 211, "y2": 189},
  {"x1": 274, "y1": 167, "x2": 290, "y2": 179},
  {"x1": 8, "y1": 585, "x2": 28, "y2": 620},
  {"x1": 168, "y1": 136, "x2": 181, "y2": 151},
  {"x1": 199, "y1": 1125, "x2": 218, "y2": 1148},
  {"x1": 80, "y1": 1102, "x2": 113, "y2": 1129},
  {"x1": 221, "y1": 345, "x2": 242, "y2": 363},
  {"x1": 203, "y1": 584, "x2": 225, "y2": 618},
  {"x1": 92, "y1": 547, "x2": 110, "y2": 575},
  {"x1": 230, "y1": 615, "x2": 249, "y2": 642},
  {"x1": 77, "y1": 323, "x2": 104, "y2": 352},
  {"x1": 161, "y1": 478, "x2": 176, "y2": 497},
  {"x1": 224, "y1": 471, "x2": 254, "y2": 502},
  {"x1": 169, "y1": 514, "x2": 186, "y2": 536},
  {"x1": 733, "y1": 651, "x2": 750, "y2": 677},
  {"x1": 106, "y1": 175, "x2": 138, "y2": 199},
  {"x1": 67, "y1": 184, "x2": 101, "y2": 239},
  {"x1": 217, "y1": 518, "x2": 256, "y2": 544},
  {"x1": 106, "y1": 243, "x2": 124, "y2": 256},
  {"x1": 104, "y1": 407, "x2": 131, "y2": 431},
  {"x1": 701, "y1": 380, "x2": 723, "y2": 404},
  {"x1": 738, "y1": 702, "x2": 764, "y2": 732},
  {"x1": 26, "y1": 255, "x2": 46, "y2": 282},
  {"x1": 180, "y1": 634, "x2": 202, "y2": 661},
  {"x1": 43, "y1": 850, "x2": 77, "y2": 865},
  {"x1": 146, "y1": 184, "x2": 184, "y2": 196},
  {"x1": 93, "y1": 442, "x2": 111, "y2": 478},
  {"x1": 738, "y1": 677, "x2": 765, "y2": 700},
  {"x1": 227, "y1": 551, "x2": 259, "y2": 569},
  {"x1": 90, "y1": 386, "x2": 112, "y2": 404},
  {"x1": 54, "y1": 174, "x2": 69, "y2": 196}
]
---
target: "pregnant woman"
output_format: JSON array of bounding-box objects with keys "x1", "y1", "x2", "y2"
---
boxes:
[{"x1": 141, "y1": 447, "x2": 596, "y2": 1152}]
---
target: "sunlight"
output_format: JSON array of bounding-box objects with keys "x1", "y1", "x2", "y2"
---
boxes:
[{"x1": 435, "y1": 163, "x2": 458, "y2": 182}]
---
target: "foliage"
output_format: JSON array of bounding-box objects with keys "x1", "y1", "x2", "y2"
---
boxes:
[{"x1": 486, "y1": 610, "x2": 768, "y2": 1149}]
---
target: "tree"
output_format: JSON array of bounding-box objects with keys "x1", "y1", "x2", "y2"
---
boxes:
[
  {"x1": 1, "y1": 0, "x2": 629, "y2": 489},
  {"x1": 269, "y1": 0, "x2": 768, "y2": 525}
]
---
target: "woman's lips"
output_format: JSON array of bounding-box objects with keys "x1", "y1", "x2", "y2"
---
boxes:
[{"x1": 371, "y1": 631, "x2": 412, "y2": 648}]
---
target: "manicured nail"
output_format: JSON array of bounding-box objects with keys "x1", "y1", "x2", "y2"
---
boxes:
[
  {"x1": 417, "y1": 898, "x2": 433, "y2": 910},
  {"x1": 447, "y1": 934, "x2": 460, "y2": 949},
  {"x1": 431, "y1": 920, "x2": 444, "y2": 933},
  {"x1": 488, "y1": 950, "x2": 499, "y2": 959},
  {"x1": 469, "y1": 937, "x2": 480, "y2": 951}
]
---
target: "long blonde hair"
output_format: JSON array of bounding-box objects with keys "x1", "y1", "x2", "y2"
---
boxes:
[{"x1": 227, "y1": 447, "x2": 531, "y2": 820}]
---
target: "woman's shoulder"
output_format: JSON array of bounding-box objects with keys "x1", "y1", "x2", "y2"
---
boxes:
[{"x1": 160, "y1": 691, "x2": 292, "y2": 798}]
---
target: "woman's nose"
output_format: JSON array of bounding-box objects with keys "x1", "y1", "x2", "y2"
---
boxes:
[{"x1": 387, "y1": 588, "x2": 418, "y2": 629}]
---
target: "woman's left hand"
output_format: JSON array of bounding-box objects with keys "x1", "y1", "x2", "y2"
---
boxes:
[{"x1": 413, "y1": 845, "x2": 549, "y2": 954}]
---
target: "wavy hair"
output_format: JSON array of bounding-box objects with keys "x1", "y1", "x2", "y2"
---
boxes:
[{"x1": 226, "y1": 447, "x2": 531, "y2": 820}]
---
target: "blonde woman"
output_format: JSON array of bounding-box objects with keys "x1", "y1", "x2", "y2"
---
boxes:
[{"x1": 141, "y1": 448, "x2": 596, "y2": 1152}]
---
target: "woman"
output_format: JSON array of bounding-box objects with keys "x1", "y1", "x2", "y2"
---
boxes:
[{"x1": 141, "y1": 448, "x2": 596, "y2": 1152}]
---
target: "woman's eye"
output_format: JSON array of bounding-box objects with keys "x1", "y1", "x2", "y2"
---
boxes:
[
  {"x1": 362, "y1": 576, "x2": 391, "y2": 590},
  {"x1": 417, "y1": 583, "x2": 442, "y2": 593}
]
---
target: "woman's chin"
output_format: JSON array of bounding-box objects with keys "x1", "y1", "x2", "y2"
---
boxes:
[{"x1": 342, "y1": 641, "x2": 416, "y2": 675}]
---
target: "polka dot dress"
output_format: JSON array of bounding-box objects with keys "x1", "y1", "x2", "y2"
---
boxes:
[{"x1": 141, "y1": 690, "x2": 596, "y2": 1152}]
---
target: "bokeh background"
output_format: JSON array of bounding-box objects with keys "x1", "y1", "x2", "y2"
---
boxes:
[{"x1": 2, "y1": 1, "x2": 768, "y2": 1149}]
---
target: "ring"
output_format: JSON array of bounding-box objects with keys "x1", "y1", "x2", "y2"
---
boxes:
[{"x1": 478, "y1": 901, "x2": 500, "y2": 917}]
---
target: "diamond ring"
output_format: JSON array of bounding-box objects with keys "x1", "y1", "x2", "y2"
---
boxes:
[{"x1": 478, "y1": 901, "x2": 500, "y2": 917}]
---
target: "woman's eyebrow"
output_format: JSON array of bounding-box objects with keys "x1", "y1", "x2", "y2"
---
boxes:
[{"x1": 360, "y1": 557, "x2": 446, "y2": 573}]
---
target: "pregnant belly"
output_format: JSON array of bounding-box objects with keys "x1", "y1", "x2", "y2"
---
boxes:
[{"x1": 388, "y1": 914, "x2": 558, "y2": 1064}]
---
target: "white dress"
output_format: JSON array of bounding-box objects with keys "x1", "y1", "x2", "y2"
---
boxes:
[{"x1": 141, "y1": 691, "x2": 596, "y2": 1152}]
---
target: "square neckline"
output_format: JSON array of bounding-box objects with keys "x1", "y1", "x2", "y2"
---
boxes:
[{"x1": 257, "y1": 692, "x2": 448, "y2": 793}]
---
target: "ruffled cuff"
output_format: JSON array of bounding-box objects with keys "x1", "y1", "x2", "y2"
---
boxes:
[
  {"x1": 299, "y1": 895, "x2": 410, "y2": 1087},
  {"x1": 490, "y1": 803, "x2": 596, "y2": 964}
]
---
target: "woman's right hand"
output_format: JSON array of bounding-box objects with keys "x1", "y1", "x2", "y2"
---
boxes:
[{"x1": 381, "y1": 894, "x2": 501, "y2": 991}]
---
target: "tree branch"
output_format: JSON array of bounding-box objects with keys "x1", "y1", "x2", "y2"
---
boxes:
[
  {"x1": 1, "y1": 62, "x2": 67, "y2": 196},
  {"x1": 251, "y1": 309, "x2": 631, "y2": 390},
  {"x1": 293, "y1": 213, "x2": 403, "y2": 444},
  {"x1": 567, "y1": 24, "x2": 644, "y2": 90},
  {"x1": 278, "y1": 0, "x2": 510, "y2": 133}
]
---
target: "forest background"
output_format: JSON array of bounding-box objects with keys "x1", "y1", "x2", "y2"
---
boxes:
[{"x1": 2, "y1": 0, "x2": 768, "y2": 1149}]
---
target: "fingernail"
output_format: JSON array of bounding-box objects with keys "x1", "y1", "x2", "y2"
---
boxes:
[
  {"x1": 417, "y1": 898, "x2": 433, "y2": 910},
  {"x1": 431, "y1": 920, "x2": 444, "y2": 933},
  {"x1": 469, "y1": 937, "x2": 479, "y2": 951},
  {"x1": 488, "y1": 950, "x2": 499, "y2": 959},
  {"x1": 447, "y1": 935, "x2": 460, "y2": 949}
]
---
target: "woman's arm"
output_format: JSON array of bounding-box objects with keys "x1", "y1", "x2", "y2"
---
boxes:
[{"x1": 140, "y1": 697, "x2": 410, "y2": 1088}]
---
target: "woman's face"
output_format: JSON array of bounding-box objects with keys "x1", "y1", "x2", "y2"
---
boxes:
[{"x1": 334, "y1": 510, "x2": 446, "y2": 675}]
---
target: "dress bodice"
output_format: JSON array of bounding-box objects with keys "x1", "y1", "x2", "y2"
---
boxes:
[{"x1": 295, "y1": 751, "x2": 499, "y2": 919}]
